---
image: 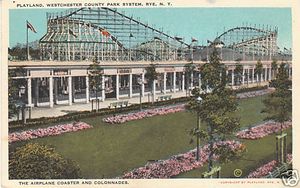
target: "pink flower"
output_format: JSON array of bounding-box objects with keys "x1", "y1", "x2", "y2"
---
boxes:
[
  {"x1": 103, "y1": 104, "x2": 186, "y2": 124},
  {"x1": 236, "y1": 121, "x2": 292, "y2": 140},
  {"x1": 247, "y1": 153, "x2": 292, "y2": 178},
  {"x1": 121, "y1": 140, "x2": 245, "y2": 179},
  {"x1": 8, "y1": 122, "x2": 92, "y2": 143}
]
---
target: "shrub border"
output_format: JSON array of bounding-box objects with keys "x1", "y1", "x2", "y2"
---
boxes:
[
  {"x1": 9, "y1": 85, "x2": 269, "y2": 131},
  {"x1": 9, "y1": 97, "x2": 189, "y2": 131}
]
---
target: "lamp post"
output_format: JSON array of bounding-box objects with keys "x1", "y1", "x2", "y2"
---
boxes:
[{"x1": 196, "y1": 96, "x2": 202, "y2": 161}]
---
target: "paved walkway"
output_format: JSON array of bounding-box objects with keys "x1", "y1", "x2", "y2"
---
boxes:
[
  {"x1": 11, "y1": 91, "x2": 190, "y2": 120},
  {"x1": 11, "y1": 82, "x2": 269, "y2": 121}
]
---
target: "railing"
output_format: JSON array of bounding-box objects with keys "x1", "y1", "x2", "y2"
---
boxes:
[{"x1": 264, "y1": 163, "x2": 291, "y2": 178}]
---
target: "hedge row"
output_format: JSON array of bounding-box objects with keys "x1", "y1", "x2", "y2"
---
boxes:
[
  {"x1": 9, "y1": 85, "x2": 269, "y2": 130},
  {"x1": 9, "y1": 97, "x2": 189, "y2": 130},
  {"x1": 235, "y1": 85, "x2": 268, "y2": 94}
]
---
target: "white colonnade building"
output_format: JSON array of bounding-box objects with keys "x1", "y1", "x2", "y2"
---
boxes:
[{"x1": 8, "y1": 60, "x2": 292, "y2": 108}]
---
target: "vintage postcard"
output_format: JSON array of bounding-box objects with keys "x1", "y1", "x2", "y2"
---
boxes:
[{"x1": 1, "y1": 0, "x2": 300, "y2": 187}]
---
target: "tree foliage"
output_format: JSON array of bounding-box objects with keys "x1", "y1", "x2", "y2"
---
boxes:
[
  {"x1": 198, "y1": 49, "x2": 227, "y2": 92},
  {"x1": 214, "y1": 143, "x2": 247, "y2": 164},
  {"x1": 271, "y1": 59, "x2": 278, "y2": 78},
  {"x1": 8, "y1": 67, "x2": 27, "y2": 118},
  {"x1": 184, "y1": 62, "x2": 196, "y2": 89},
  {"x1": 9, "y1": 143, "x2": 81, "y2": 179},
  {"x1": 9, "y1": 47, "x2": 40, "y2": 60},
  {"x1": 234, "y1": 61, "x2": 243, "y2": 85},
  {"x1": 88, "y1": 60, "x2": 104, "y2": 110},
  {"x1": 262, "y1": 63, "x2": 292, "y2": 128},
  {"x1": 145, "y1": 64, "x2": 158, "y2": 102},
  {"x1": 145, "y1": 64, "x2": 158, "y2": 86},
  {"x1": 187, "y1": 48, "x2": 241, "y2": 168},
  {"x1": 254, "y1": 60, "x2": 263, "y2": 84}
]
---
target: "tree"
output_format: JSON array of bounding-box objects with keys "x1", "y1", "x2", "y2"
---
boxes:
[
  {"x1": 9, "y1": 143, "x2": 81, "y2": 179},
  {"x1": 271, "y1": 59, "x2": 278, "y2": 79},
  {"x1": 8, "y1": 67, "x2": 27, "y2": 119},
  {"x1": 234, "y1": 61, "x2": 243, "y2": 86},
  {"x1": 254, "y1": 60, "x2": 263, "y2": 85},
  {"x1": 184, "y1": 62, "x2": 196, "y2": 95},
  {"x1": 262, "y1": 62, "x2": 292, "y2": 133},
  {"x1": 145, "y1": 64, "x2": 158, "y2": 103},
  {"x1": 8, "y1": 73, "x2": 18, "y2": 119},
  {"x1": 187, "y1": 48, "x2": 241, "y2": 171},
  {"x1": 88, "y1": 60, "x2": 103, "y2": 111},
  {"x1": 9, "y1": 46, "x2": 40, "y2": 60}
]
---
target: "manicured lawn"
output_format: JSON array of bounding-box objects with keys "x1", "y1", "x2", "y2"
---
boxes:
[
  {"x1": 175, "y1": 128, "x2": 292, "y2": 178},
  {"x1": 10, "y1": 95, "x2": 292, "y2": 178}
]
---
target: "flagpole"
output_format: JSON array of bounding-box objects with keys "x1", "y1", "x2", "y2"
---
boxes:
[{"x1": 26, "y1": 20, "x2": 29, "y2": 61}]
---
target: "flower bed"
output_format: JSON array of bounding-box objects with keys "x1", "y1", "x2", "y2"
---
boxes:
[
  {"x1": 103, "y1": 104, "x2": 185, "y2": 124},
  {"x1": 9, "y1": 97, "x2": 189, "y2": 129},
  {"x1": 237, "y1": 89, "x2": 272, "y2": 99},
  {"x1": 236, "y1": 121, "x2": 292, "y2": 140},
  {"x1": 235, "y1": 85, "x2": 268, "y2": 94},
  {"x1": 121, "y1": 140, "x2": 245, "y2": 179},
  {"x1": 8, "y1": 122, "x2": 92, "y2": 143},
  {"x1": 247, "y1": 154, "x2": 292, "y2": 178}
]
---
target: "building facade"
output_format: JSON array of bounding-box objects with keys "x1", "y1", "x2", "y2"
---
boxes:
[
  {"x1": 8, "y1": 8, "x2": 293, "y2": 109},
  {"x1": 8, "y1": 60, "x2": 292, "y2": 108}
]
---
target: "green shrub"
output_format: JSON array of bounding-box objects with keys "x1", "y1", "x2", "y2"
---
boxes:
[
  {"x1": 235, "y1": 85, "x2": 268, "y2": 94},
  {"x1": 9, "y1": 87, "x2": 266, "y2": 130},
  {"x1": 9, "y1": 97, "x2": 189, "y2": 130},
  {"x1": 9, "y1": 143, "x2": 81, "y2": 179}
]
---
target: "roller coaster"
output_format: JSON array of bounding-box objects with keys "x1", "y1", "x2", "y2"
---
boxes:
[
  {"x1": 39, "y1": 7, "x2": 189, "y2": 61},
  {"x1": 39, "y1": 8, "x2": 291, "y2": 62}
]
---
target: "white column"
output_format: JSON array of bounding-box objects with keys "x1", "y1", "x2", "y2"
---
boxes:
[
  {"x1": 190, "y1": 72, "x2": 193, "y2": 88},
  {"x1": 231, "y1": 70, "x2": 234, "y2": 86},
  {"x1": 260, "y1": 71, "x2": 263, "y2": 82},
  {"x1": 252, "y1": 68, "x2": 255, "y2": 83},
  {"x1": 54, "y1": 78, "x2": 58, "y2": 104},
  {"x1": 129, "y1": 74, "x2": 132, "y2": 98},
  {"x1": 264, "y1": 68, "x2": 267, "y2": 81},
  {"x1": 68, "y1": 76, "x2": 72, "y2": 106},
  {"x1": 27, "y1": 78, "x2": 32, "y2": 106},
  {"x1": 85, "y1": 76, "x2": 89, "y2": 103},
  {"x1": 182, "y1": 73, "x2": 185, "y2": 91},
  {"x1": 72, "y1": 77, "x2": 75, "y2": 103},
  {"x1": 226, "y1": 70, "x2": 229, "y2": 86},
  {"x1": 153, "y1": 80, "x2": 156, "y2": 101},
  {"x1": 141, "y1": 73, "x2": 145, "y2": 97},
  {"x1": 49, "y1": 77, "x2": 53, "y2": 108},
  {"x1": 101, "y1": 75, "x2": 105, "y2": 101},
  {"x1": 269, "y1": 67, "x2": 272, "y2": 80},
  {"x1": 242, "y1": 68, "x2": 245, "y2": 85},
  {"x1": 247, "y1": 69, "x2": 250, "y2": 84},
  {"x1": 34, "y1": 78, "x2": 39, "y2": 106},
  {"x1": 163, "y1": 72, "x2": 167, "y2": 94},
  {"x1": 116, "y1": 74, "x2": 119, "y2": 100},
  {"x1": 173, "y1": 71, "x2": 176, "y2": 92}
]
